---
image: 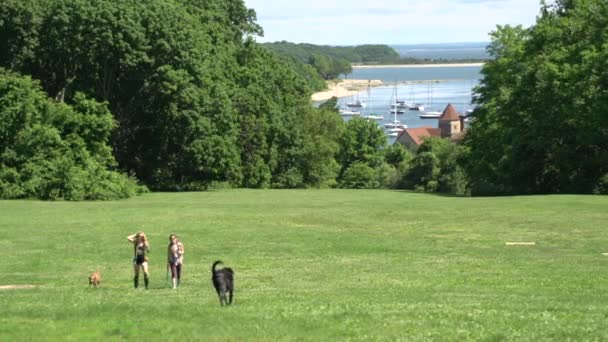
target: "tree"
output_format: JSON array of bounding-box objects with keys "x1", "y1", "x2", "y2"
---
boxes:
[
  {"x1": 404, "y1": 138, "x2": 468, "y2": 195},
  {"x1": 0, "y1": 69, "x2": 143, "y2": 200},
  {"x1": 297, "y1": 102, "x2": 344, "y2": 188},
  {"x1": 0, "y1": 0, "x2": 334, "y2": 192},
  {"x1": 465, "y1": 0, "x2": 608, "y2": 195},
  {"x1": 337, "y1": 117, "x2": 388, "y2": 188}
]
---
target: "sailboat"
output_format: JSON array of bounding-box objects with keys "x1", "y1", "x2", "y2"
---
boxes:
[
  {"x1": 346, "y1": 98, "x2": 365, "y2": 109},
  {"x1": 345, "y1": 78, "x2": 366, "y2": 108},
  {"x1": 384, "y1": 87, "x2": 407, "y2": 136},
  {"x1": 405, "y1": 85, "x2": 424, "y2": 111},
  {"x1": 388, "y1": 83, "x2": 405, "y2": 114},
  {"x1": 395, "y1": 84, "x2": 413, "y2": 109},
  {"x1": 463, "y1": 80, "x2": 476, "y2": 122},
  {"x1": 363, "y1": 82, "x2": 383, "y2": 120},
  {"x1": 339, "y1": 108, "x2": 361, "y2": 116},
  {"x1": 419, "y1": 83, "x2": 442, "y2": 119}
]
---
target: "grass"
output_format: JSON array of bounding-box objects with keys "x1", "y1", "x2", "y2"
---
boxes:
[{"x1": 1, "y1": 189, "x2": 608, "y2": 341}]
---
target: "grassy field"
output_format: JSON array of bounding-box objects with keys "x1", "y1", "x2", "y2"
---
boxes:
[{"x1": 1, "y1": 190, "x2": 607, "y2": 341}]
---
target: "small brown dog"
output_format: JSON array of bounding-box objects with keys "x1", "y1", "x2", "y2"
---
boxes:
[{"x1": 89, "y1": 271, "x2": 101, "y2": 288}]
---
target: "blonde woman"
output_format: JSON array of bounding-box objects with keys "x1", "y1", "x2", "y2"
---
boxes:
[
  {"x1": 167, "y1": 234, "x2": 185, "y2": 289},
  {"x1": 127, "y1": 232, "x2": 150, "y2": 289}
]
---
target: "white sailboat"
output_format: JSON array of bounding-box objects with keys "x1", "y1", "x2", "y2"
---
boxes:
[
  {"x1": 363, "y1": 82, "x2": 383, "y2": 120},
  {"x1": 406, "y1": 85, "x2": 425, "y2": 111},
  {"x1": 463, "y1": 80, "x2": 475, "y2": 122},
  {"x1": 339, "y1": 108, "x2": 361, "y2": 116},
  {"x1": 346, "y1": 78, "x2": 366, "y2": 108},
  {"x1": 384, "y1": 86, "x2": 407, "y2": 136},
  {"x1": 346, "y1": 98, "x2": 365, "y2": 108},
  {"x1": 420, "y1": 83, "x2": 441, "y2": 119},
  {"x1": 388, "y1": 83, "x2": 405, "y2": 114}
]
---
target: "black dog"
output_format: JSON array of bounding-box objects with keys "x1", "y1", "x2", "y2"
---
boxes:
[{"x1": 212, "y1": 260, "x2": 234, "y2": 306}]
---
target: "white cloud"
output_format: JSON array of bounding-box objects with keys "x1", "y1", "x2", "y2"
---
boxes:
[{"x1": 244, "y1": 0, "x2": 542, "y2": 44}]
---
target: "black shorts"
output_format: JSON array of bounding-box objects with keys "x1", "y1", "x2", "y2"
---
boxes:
[{"x1": 135, "y1": 255, "x2": 146, "y2": 265}]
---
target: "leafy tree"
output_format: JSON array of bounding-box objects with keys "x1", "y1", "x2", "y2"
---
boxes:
[
  {"x1": 404, "y1": 138, "x2": 468, "y2": 195},
  {"x1": 0, "y1": 69, "x2": 144, "y2": 200},
  {"x1": 384, "y1": 143, "x2": 412, "y2": 171},
  {"x1": 0, "y1": 0, "x2": 330, "y2": 192},
  {"x1": 337, "y1": 117, "x2": 388, "y2": 188},
  {"x1": 340, "y1": 162, "x2": 376, "y2": 189},
  {"x1": 465, "y1": 0, "x2": 608, "y2": 195},
  {"x1": 297, "y1": 103, "x2": 344, "y2": 188},
  {"x1": 309, "y1": 53, "x2": 332, "y2": 80}
]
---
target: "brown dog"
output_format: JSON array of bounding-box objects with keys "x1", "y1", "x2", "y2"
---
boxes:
[{"x1": 89, "y1": 271, "x2": 101, "y2": 288}]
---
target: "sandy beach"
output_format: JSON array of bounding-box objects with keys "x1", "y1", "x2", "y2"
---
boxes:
[
  {"x1": 352, "y1": 63, "x2": 484, "y2": 69},
  {"x1": 312, "y1": 79, "x2": 383, "y2": 102}
]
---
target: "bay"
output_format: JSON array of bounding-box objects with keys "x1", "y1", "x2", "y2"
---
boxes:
[{"x1": 338, "y1": 65, "x2": 482, "y2": 142}]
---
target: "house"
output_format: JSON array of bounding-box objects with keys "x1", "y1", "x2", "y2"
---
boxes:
[
  {"x1": 395, "y1": 103, "x2": 467, "y2": 150},
  {"x1": 394, "y1": 126, "x2": 441, "y2": 150}
]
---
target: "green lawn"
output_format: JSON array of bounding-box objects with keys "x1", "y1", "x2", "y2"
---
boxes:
[{"x1": 1, "y1": 190, "x2": 607, "y2": 341}]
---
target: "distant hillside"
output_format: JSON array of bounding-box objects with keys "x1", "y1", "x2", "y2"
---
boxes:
[
  {"x1": 262, "y1": 42, "x2": 400, "y2": 65},
  {"x1": 261, "y1": 42, "x2": 402, "y2": 91}
]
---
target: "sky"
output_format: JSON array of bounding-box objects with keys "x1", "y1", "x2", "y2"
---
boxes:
[{"x1": 243, "y1": 0, "x2": 545, "y2": 45}]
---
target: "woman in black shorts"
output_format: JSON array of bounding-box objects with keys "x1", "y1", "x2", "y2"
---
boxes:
[{"x1": 127, "y1": 232, "x2": 150, "y2": 289}]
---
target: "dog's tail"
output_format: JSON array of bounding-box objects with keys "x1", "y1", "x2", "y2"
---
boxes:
[{"x1": 212, "y1": 260, "x2": 223, "y2": 273}]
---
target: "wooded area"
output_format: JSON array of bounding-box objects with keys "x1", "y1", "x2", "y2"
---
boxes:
[{"x1": 0, "y1": 0, "x2": 606, "y2": 199}]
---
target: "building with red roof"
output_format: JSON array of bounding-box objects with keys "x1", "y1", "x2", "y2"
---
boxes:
[{"x1": 395, "y1": 103, "x2": 466, "y2": 150}]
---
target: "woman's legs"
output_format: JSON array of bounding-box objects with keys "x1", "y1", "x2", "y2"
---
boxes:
[
  {"x1": 133, "y1": 264, "x2": 140, "y2": 288},
  {"x1": 169, "y1": 263, "x2": 178, "y2": 289},
  {"x1": 176, "y1": 263, "x2": 182, "y2": 287},
  {"x1": 142, "y1": 262, "x2": 149, "y2": 289}
]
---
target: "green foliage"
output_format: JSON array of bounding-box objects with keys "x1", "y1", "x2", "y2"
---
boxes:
[
  {"x1": 384, "y1": 143, "x2": 413, "y2": 171},
  {"x1": 0, "y1": 0, "x2": 345, "y2": 192},
  {"x1": 263, "y1": 41, "x2": 398, "y2": 65},
  {"x1": 296, "y1": 105, "x2": 343, "y2": 188},
  {"x1": 465, "y1": 0, "x2": 608, "y2": 195},
  {"x1": 337, "y1": 118, "x2": 388, "y2": 188},
  {"x1": 282, "y1": 56, "x2": 326, "y2": 92},
  {"x1": 0, "y1": 69, "x2": 144, "y2": 200},
  {"x1": 263, "y1": 42, "x2": 398, "y2": 84},
  {"x1": 351, "y1": 45, "x2": 401, "y2": 64},
  {"x1": 318, "y1": 97, "x2": 340, "y2": 112},
  {"x1": 382, "y1": 144, "x2": 413, "y2": 189},
  {"x1": 403, "y1": 138, "x2": 469, "y2": 195},
  {"x1": 340, "y1": 162, "x2": 376, "y2": 189},
  {"x1": 593, "y1": 173, "x2": 608, "y2": 195}
]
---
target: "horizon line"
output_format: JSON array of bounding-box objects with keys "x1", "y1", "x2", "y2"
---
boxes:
[{"x1": 258, "y1": 40, "x2": 490, "y2": 46}]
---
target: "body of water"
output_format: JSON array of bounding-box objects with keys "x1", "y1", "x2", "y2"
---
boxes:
[
  {"x1": 338, "y1": 65, "x2": 482, "y2": 142},
  {"x1": 390, "y1": 42, "x2": 489, "y2": 60}
]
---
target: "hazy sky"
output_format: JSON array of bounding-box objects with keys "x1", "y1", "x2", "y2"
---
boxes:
[{"x1": 243, "y1": 0, "x2": 544, "y2": 45}]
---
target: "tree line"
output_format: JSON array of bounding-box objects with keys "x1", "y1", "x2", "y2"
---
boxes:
[
  {"x1": 0, "y1": 0, "x2": 409, "y2": 199},
  {"x1": 0, "y1": 0, "x2": 606, "y2": 200},
  {"x1": 261, "y1": 42, "x2": 401, "y2": 91}
]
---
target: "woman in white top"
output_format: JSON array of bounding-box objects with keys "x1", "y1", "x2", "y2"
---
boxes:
[
  {"x1": 127, "y1": 232, "x2": 150, "y2": 289},
  {"x1": 167, "y1": 234, "x2": 185, "y2": 289}
]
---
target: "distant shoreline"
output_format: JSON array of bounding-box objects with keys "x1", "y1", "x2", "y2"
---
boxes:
[
  {"x1": 352, "y1": 63, "x2": 484, "y2": 69},
  {"x1": 311, "y1": 79, "x2": 382, "y2": 102}
]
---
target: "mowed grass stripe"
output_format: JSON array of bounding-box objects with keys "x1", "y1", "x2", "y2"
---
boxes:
[{"x1": 1, "y1": 190, "x2": 607, "y2": 340}]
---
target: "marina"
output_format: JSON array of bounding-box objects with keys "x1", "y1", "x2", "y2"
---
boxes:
[{"x1": 333, "y1": 64, "x2": 481, "y2": 141}]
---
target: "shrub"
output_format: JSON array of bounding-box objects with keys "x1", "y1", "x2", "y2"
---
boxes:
[
  {"x1": 339, "y1": 162, "x2": 376, "y2": 189},
  {"x1": 593, "y1": 174, "x2": 608, "y2": 195}
]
